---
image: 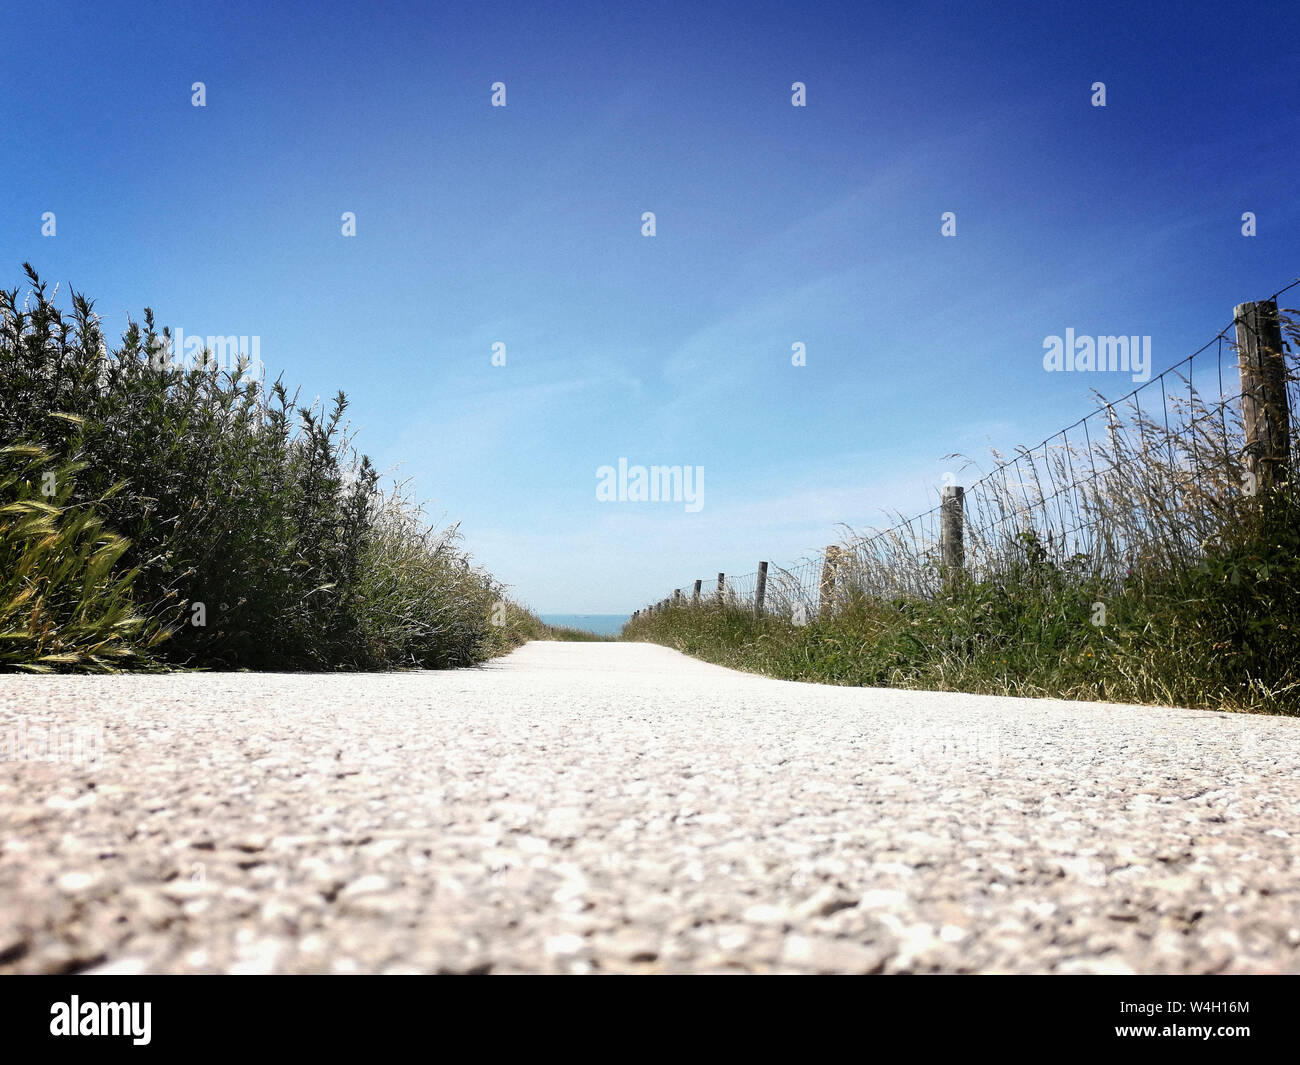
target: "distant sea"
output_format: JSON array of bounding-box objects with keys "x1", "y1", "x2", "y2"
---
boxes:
[{"x1": 539, "y1": 614, "x2": 630, "y2": 637}]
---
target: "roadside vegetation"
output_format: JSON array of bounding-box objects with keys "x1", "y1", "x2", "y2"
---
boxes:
[
  {"x1": 626, "y1": 309, "x2": 1300, "y2": 715},
  {"x1": 541, "y1": 624, "x2": 614, "y2": 642},
  {"x1": 0, "y1": 265, "x2": 545, "y2": 672},
  {"x1": 623, "y1": 498, "x2": 1300, "y2": 714}
]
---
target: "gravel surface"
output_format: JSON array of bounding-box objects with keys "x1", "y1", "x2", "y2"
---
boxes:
[{"x1": 2, "y1": 640, "x2": 1299, "y2": 974}]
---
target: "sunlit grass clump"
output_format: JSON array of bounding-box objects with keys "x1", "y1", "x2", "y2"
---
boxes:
[{"x1": 0, "y1": 445, "x2": 164, "y2": 672}]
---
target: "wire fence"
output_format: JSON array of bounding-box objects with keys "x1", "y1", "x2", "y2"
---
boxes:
[{"x1": 639, "y1": 281, "x2": 1300, "y2": 620}]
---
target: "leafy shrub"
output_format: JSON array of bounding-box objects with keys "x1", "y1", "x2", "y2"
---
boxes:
[{"x1": 1, "y1": 264, "x2": 537, "y2": 671}]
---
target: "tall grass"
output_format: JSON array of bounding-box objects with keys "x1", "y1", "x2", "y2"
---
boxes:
[
  {"x1": 1, "y1": 264, "x2": 542, "y2": 670},
  {"x1": 0, "y1": 445, "x2": 164, "y2": 671},
  {"x1": 628, "y1": 306, "x2": 1300, "y2": 714}
]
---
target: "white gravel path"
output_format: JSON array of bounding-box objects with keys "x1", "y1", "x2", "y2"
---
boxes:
[{"x1": 2, "y1": 640, "x2": 1298, "y2": 974}]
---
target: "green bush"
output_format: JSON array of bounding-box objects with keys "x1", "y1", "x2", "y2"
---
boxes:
[{"x1": 1, "y1": 264, "x2": 537, "y2": 671}]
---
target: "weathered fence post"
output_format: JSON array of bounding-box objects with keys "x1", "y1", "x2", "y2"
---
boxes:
[
  {"x1": 1235, "y1": 299, "x2": 1292, "y2": 494},
  {"x1": 673, "y1": 588, "x2": 682, "y2": 606},
  {"x1": 819, "y1": 546, "x2": 841, "y2": 617},
  {"x1": 754, "y1": 561, "x2": 768, "y2": 616},
  {"x1": 716, "y1": 572, "x2": 725, "y2": 603},
  {"x1": 941, "y1": 485, "x2": 965, "y2": 581},
  {"x1": 692, "y1": 579, "x2": 702, "y2": 603}
]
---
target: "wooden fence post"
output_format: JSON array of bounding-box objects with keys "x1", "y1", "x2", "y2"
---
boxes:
[
  {"x1": 674, "y1": 588, "x2": 682, "y2": 606},
  {"x1": 692, "y1": 579, "x2": 702, "y2": 603},
  {"x1": 819, "y1": 546, "x2": 841, "y2": 617},
  {"x1": 941, "y1": 485, "x2": 965, "y2": 581},
  {"x1": 1235, "y1": 299, "x2": 1292, "y2": 494},
  {"x1": 754, "y1": 561, "x2": 768, "y2": 616},
  {"x1": 716, "y1": 572, "x2": 725, "y2": 603}
]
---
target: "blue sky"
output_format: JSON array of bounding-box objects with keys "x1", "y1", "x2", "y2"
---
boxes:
[{"x1": 2, "y1": 0, "x2": 1297, "y2": 612}]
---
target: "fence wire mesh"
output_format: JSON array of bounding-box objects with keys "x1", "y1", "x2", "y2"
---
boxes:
[{"x1": 639, "y1": 284, "x2": 1299, "y2": 618}]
